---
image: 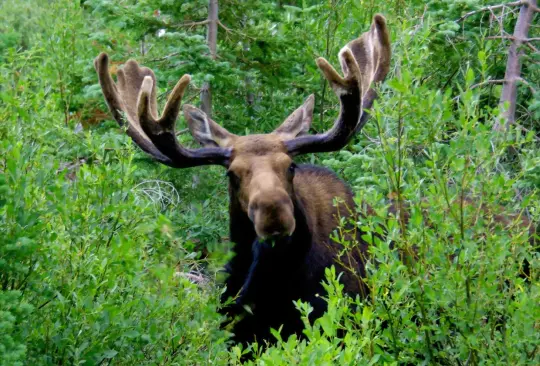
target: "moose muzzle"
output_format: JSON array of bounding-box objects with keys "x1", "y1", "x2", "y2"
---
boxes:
[{"x1": 248, "y1": 190, "x2": 295, "y2": 240}]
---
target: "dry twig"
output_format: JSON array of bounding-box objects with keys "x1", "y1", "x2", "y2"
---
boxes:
[
  {"x1": 175, "y1": 19, "x2": 210, "y2": 29},
  {"x1": 486, "y1": 35, "x2": 539, "y2": 51},
  {"x1": 217, "y1": 20, "x2": 256, "y2": 40},
  {"x1": 176, "y1": 128, "x2": 189, "y2": 136},
  {"x1": 471, "y1": 78, "x2": 536, "y2": 94},
  {"x1": 457, "y1": 0, "x2": 528, "y2": 22}
]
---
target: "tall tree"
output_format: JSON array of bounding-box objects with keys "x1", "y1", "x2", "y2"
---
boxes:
[
  {"x1": 201, "y1": 0, "x2": 218, "y2": 117},
  {"x1": 495, "y1": 0, "x2": 538, "y2": 131}
]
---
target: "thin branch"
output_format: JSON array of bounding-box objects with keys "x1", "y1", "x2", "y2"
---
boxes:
[
  {"x1": 175, "y1": 272, "x2": 209, "y2": 286},
  {"x1": 457, "y1": 0, "x2": 527, "y2": 22},
  {"x1": 184, "y1": 91, "x2": 201, "y2": 105},
  {"x1": 217, "y1": 20, "x2": 256, "y2": 40},
  {"x1": 175, "y1": 19, "x2": 210, "y2": 29},
  {"x1": 486, "y1": 35, "x2": 540, "y2": 41},
  {"x1": 149, "y1": 52, "x2": 181, "y2": 62},
  {"x1": 470, "y1": 79, "x2": 507, "y2": 89},
  {"x1": 486, "y1": 35, "x2": 539, "y2": 51},
  {"x1": 216, "y1": 19, "x2": 231, "y2": 32},
  {"x1": 516, "y1": 125, "x2": 540, "y2": 142},
  {"x1": 409, "y1": 4, "x2": 429, "y2": 40},
  {"x1": 513, "y1": 77, "x2": 537, "y2": 94},
  {"x1": 175, "y1": 128, "x2": 189, "y2": 136},
  {"x1": 471, "y1": 78, "x2": 536, "y2": 94}
]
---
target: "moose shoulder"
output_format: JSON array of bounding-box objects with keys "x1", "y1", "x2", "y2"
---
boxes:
[{"x1": 94, "y1": 15, "x2": 391, "y2": 346}]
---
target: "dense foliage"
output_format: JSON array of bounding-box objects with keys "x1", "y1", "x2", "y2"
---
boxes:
[{"x1": 1, "y1": 0, "x2": 538, "y2": 364}]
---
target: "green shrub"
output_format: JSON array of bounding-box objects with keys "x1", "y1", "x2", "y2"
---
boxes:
[{"x1": 1, "y1": 0, "x2": 537, "y2": 365}]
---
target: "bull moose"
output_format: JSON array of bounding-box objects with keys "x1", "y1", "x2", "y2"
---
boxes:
[{"x1": 94, "y1": 15, "x2": 391, "y2": 346}]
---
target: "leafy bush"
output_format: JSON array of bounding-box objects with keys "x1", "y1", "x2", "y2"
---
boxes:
[{"x1": 1, "y1": 0, "x2": 537, "y2": 365}]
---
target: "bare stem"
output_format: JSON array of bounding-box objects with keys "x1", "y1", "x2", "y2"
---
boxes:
[
  {"x1": 471, "y1": 78, "x2": 536, "y2": 94},
  {"x1": 457, "y1": 0, "x2": 527, "y2": 22}
]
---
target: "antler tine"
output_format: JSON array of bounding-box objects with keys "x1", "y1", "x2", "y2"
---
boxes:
[
  {"x1": 138, "y1": 74, "x2": 190, "y2": 134},
  {"x1": 94, "y1": 53, "x2": 173, "y2": 165},
  {"x1": 94, "y1": 53, "x2": 231, "y2": 168},
  {"x1": 138, "y1": 74, "x2": 231, "y2": 166},
  {"x1": 285, "y1": 14, "x2": 391, "y2": 156}
]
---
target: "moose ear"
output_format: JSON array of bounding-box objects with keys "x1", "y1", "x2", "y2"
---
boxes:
[
  {"x1": 273, "y1": 94, "x2": 314, "y2": 140},
  {"x1": 183, "y1": 105, "x2": 236, "y2": 148}
]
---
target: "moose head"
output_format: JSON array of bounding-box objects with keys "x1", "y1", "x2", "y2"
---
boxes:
[{"x1": 94, "y1": 15, "x2": 390, "y2": 242}]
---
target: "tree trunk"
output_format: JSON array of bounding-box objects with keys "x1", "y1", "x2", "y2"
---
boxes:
[
  {"x1": 201, "y1": 0, "x2": 219, "y2": 117},
  {"x1": 494, "y1": 0, "x2": 537, "y2": 131},
  {"x1": 241, "y1": 16, "x2": 254, "y2": 108},
  {"x1": 140, "y1": 34, "x2": 147, "y2": 56}
]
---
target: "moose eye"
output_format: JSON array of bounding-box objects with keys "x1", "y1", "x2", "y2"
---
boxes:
[
  {"x1": 226, "y1": 170, "x2": 240, "y2": 186},
  {"x1": 288, "y1": 163, "x2": 297, "y2": 177}
]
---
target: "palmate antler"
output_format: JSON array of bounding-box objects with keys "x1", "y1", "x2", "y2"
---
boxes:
[
  {"x1": 94, "y1": 14, "x2": 390, "y2": 164},
  {"x1": 94, "y1": 54, "x2": 231, "y2": 167},
  {"x1": 285, "y1": 14, "x2": 391, "y2": 155}
]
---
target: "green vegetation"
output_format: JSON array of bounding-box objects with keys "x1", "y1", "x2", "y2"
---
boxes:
[{"x1": 1, "y1": 0, "x2": 538, "y2": 364}]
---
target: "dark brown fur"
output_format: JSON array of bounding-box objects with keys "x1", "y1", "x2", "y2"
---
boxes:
[{"x1": 221, "y1": 162, "x2": 368, "y2": 346}]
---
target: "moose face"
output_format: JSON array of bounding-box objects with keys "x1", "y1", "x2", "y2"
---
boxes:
[
  {"x1": 227, "y1": 136, "x2": 296, "y2": 239},
  {"x1": 183, "y1": 102, "x2": 315, "y2": 239}
]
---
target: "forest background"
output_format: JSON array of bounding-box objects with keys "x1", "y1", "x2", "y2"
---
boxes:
[{"x1": 1, "y1": 0, "x2": 539, "y2": 364}]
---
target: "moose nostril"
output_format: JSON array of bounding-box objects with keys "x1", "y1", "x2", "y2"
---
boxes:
[
  {"x1": 248, "y1": 191, "x2": 295, "y2": 239},
  {"x1": 265, "y1": 220, "x2": 288, "y2": 235}
]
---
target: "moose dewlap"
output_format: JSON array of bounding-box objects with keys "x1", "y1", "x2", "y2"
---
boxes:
[{"x1": 94, "y1": 15, "x2": 391, "y2": 346}]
